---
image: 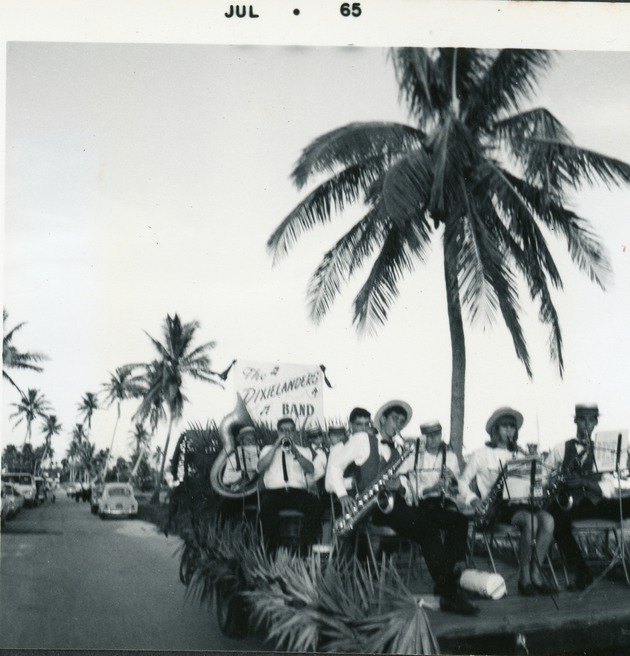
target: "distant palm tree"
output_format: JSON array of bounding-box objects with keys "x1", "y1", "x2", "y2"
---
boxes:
[
  {"x1": 2, "y1": 309, "x2": 48, "y2": 396},
  {"x1": 77, "y1": 392, "x2": 99, "y2": 434},
  {"x1": 68, "y1": 423, "x2": 87, "y2": 482},
  {"x1": 128, "y1": 423, "x2": 152, "y2": 479},
  {"x1": 10, "y1": 388, "x2": 51, "y2": 444},
  {"x1": 40, "y1": 413, "x2": 62, "y2": 466},
  {"x1": 101, "y1": 366, "x2": 142, "y2": 480},
  {"x1": 268, "y1": 48, "x2": 630, "y2": 461},
  {"x1": 132, "y1": 314, "x2": 223, "y2": 502}
]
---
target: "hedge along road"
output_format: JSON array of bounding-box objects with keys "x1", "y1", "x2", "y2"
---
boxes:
[{"x1": 0, "y1": 492, "x2": 269, "y2": 651}]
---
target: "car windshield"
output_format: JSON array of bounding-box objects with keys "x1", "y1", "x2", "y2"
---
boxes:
[
  {"x1": 107, "y1": 487, "x2": 131, "y2": 497},
  {"x1": 18, "y1": 475, "x2": 33, "y2": 485}
]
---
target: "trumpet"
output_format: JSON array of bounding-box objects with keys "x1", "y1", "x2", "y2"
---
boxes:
[{"x1": 281, "y1": 437, "x2": 293, "y2": 452}]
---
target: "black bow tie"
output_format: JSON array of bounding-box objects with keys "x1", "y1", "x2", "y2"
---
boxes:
[{"x1": 381, "y1": 440, "x2": 395, "y2": 448}]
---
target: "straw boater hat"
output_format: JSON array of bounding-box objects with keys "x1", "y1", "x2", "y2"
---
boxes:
[
  {"x1": 575, "y1": 403, "x2": 599, "y2": 417},
  {"x1": 420, "y1": 420, "x2": 442, "y2": 435},
  {"x1": 375, "y1": 400, "x2": 413, "y2": 431},
  {"x1": 237, "y1": 426, "x2": 256, "y2": 438},
  {"x1": 485, "y1": 407, "x2": 524, "y2": 435}
]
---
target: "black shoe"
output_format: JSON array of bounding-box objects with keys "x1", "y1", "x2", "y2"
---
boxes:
[
  {"x1": 440, "y1": 591, "x2": 480, "y2": 616},
  {"x1": 573, "y1": 568, "x2": 594, "y2": 591},
  {"x1": 518, "y1": 581, "x2": 537, "y2": 596}
]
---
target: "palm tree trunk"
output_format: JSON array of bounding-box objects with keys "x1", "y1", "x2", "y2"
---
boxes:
[
  {"x1": 102, "y1": 403, "x2": 121, "y2": 481},
  {"x1": 151, "y1": 411, "x2": 175, "y2": 504},
  {"x1": 443, "y1": 224, "x2": 466, "y2": 469}
]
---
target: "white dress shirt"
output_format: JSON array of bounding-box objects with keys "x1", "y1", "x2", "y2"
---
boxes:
[
  {"x1": 460, "y1": 445, "x2": 516, "y2": 506},
  {"x1": 305, "y1": 447, "x2": 328, "y2": 488},
  {"x1": 324, "y1": 441, "x2": 355, "y2": 494},
  {"x1": 222, "y1": 445, "x2": 260, "y2": 485},
  {"x1": 259, "y1": 444, "x2": 313, "y2": 490},
  {"x1": 399, "y1": 441, "x2": 461, "y2": 505}
]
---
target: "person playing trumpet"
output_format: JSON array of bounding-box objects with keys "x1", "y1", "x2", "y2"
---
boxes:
[{"x1": 257, "y1": 417, "x2": 322, "y2": 552}]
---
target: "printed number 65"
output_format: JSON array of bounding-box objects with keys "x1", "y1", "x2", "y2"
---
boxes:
[{"x1": 340, "y1": 2, "x2": 362, "y2": 17}]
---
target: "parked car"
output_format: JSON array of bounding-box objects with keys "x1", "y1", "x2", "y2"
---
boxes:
[
  {"x1": 98, "y1": 483, "x2": 138, "y2": 519},
  {"x1": 2, "y1": 483, "x2": 24, "y2": 519},
  {"x1": 1, "y1": 485, "x2": 9, "y2": 526},
  {"x1": 1, "y1": 473, "x2": 37, "y2": 506}
]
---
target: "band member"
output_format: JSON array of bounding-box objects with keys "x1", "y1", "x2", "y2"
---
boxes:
[
  {"x1": 304, "y1": 426, "x2": 328, "y2": 497},
  {"x1": 257, "y1": 417, "x2": 322, "y2": 552},
  {"x1": 547, "y1": 403, "x2": 630, "y2": 590},
  {"x1": 462, "y1": 407, "x2": 556, "y2": 595},
  {"x1": 327, "y1": 400, "x2": 478, "y2": 616},
  {"x1": 222, "y1": 426, "x2": 260, "y2": 489},
  {"x1": 399, "y1": 421, "x2": 470, "y2": 590}
]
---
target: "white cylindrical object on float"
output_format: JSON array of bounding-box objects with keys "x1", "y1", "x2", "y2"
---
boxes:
[{"x1": 459, "y1": 569, "x2": 507, "y2": 600}]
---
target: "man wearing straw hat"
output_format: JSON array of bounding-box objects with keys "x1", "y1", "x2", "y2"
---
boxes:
[{"x1": 327, "y1": 400, "x2": 479, "y2": 616}]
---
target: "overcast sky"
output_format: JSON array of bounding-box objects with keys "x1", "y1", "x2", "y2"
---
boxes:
[{"x1": 3, "y1": 43, "x2": 630, "y2": 465}]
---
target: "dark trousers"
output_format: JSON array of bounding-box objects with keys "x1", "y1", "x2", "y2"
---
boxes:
[
  {"x1": 549, "y1": 496, "x2": 630, "y2": 572},
  {"x1": 259, "y1": 488, "x2": 323, "y2": 551},
  {"x1": 372, "y1": 496, "x2": 470, "y2": 595}
]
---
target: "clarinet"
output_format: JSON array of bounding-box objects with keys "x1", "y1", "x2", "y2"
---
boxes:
[
  {"x1": 333, "y1": 442, "x2": 414, "y2": 537},
  {"x1": 474, "y1": 461, "x2": 507, "y2": 530}
]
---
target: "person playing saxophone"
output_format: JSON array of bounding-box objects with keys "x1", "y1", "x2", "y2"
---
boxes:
[
  {"x1": 326, "y1": 401, "x2": 479, "y2": 616},
  {"x1": 461, "y1": 407, "x2": 556, "y2": 596},
  {"x1": 546, "y1": 403, "x2": 630, "y2": 590}
]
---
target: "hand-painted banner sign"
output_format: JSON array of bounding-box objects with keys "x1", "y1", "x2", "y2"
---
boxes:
[{"x1": 234, "y1": 361, "x2": 325, "y2": 432}]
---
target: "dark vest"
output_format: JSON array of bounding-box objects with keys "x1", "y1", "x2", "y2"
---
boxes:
[
  {"x1": 563, "y1": 439, "x2": 602, "y2": 505},
  {"x1": 350, "y1": 433, "x2": 396, "y2": 496}
]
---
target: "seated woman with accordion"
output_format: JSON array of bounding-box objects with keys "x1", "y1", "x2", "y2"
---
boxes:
[{"x1": 460, "y1": 407, "x2": 556, "y2": 596}]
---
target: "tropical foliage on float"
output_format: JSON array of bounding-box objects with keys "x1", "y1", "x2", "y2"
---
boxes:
[{"x1": 179, "y1": 516, "x2": 440, "y2": 654}]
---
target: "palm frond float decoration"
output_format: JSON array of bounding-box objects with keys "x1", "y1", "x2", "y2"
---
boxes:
[{"x1": 180, "y1": 516, "x2": 440, "y2": 654}]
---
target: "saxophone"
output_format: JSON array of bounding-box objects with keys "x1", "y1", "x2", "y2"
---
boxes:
[
  {"x1": 333, "y1": 442, "x2": 414, "y2": 537},
  {"x1": 474, "y1": 461, "x2": 507, "y2": 531},
  {"x1": 544, "y1": 441, "x2": 593, "y2": 512}
]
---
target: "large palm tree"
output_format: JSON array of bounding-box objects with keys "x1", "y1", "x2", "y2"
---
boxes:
[
  {"x1": 101, "y1": 365, "x2": 142, "y2": 480},
  {"x1": 10, "y1": 388, "x2": 51, "y2": 444},
  {"x1": 2, "y1": 309, "x2": 48, "y2": 396},
  {"x1": 40, "y1": 413, "x2": 62, "y2": 467},
  {"x1": 268, "y1": 48, "x2": 630, "y2": 461},
  {"x1": 133, "y1": 314, "x2": 223, "y2": 501}
]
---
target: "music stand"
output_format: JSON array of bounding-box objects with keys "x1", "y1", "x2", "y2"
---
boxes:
[
  {"x1": 504, "y1": 457, "x2": 559, "y2": 608},
  {"x1": 580, "y1": 434, "x2": 630, "y2": 596}
]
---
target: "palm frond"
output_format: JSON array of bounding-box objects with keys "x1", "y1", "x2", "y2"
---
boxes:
[
  {"x1": 465, "y1": 50, "x2": 554, "y2": 128},
  {"x1": 268, "y1": 159, "x2": 388, "y2": 263},
  {"x1": 353, "y1": 224, "x2": 418, "y2": 334},
  {"x1": 382, "y1": 149, "x2": 433, "y2": 226},
  {"x1": 506, "y1": 176, "x2": 611, "y2": 288},
  {"x1": 389, "y1": 48, "x2": 451, "y2": 124},
  {"x1": 307, "y1": 207, "x2": 388, "y2": 322},
  {"x1": 292, "y1": 122, "x2": 424, "y2": 188},
  {"x1": 521, "y1": 138, "x2": 630, "y2": 194}
]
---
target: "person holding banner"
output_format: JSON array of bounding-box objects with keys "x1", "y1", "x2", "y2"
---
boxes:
[
  {"x1": 461, "y1": 407, "x2": 556, "y2": 596},
  {"x1": 547, "y1": 403, "x2": 630, "y2": 590},
  {"x1": 326, "y1": 401, "x2": 479, "y2": 616},
  {"x1": 257, "y1": 417, "x2": 322, "y2": 552}
]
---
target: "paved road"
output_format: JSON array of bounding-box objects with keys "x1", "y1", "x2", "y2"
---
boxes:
[{"x1": 0, "y1": 494, "x2": 269, "y2": 651}]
